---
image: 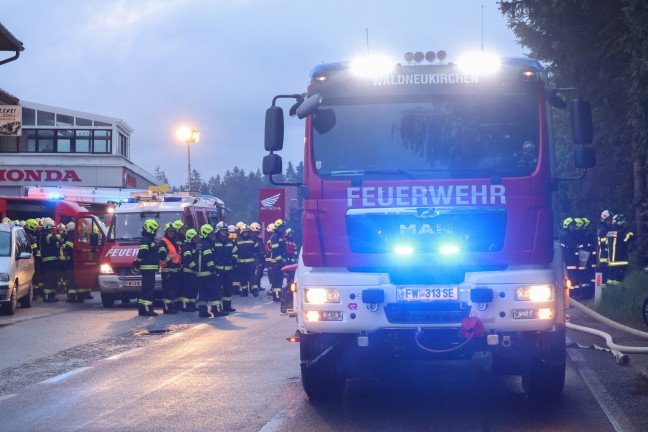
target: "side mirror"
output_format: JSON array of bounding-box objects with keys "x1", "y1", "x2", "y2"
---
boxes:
[
  {"x1": 263, "y1": 154, "x2": 283, "y2": 176},
  {"x1": 571, "y1": 98, "x2": 593, "y2": 145},
  {"x1": 296, "y1": 93, "x2": 322, "y2": 119},
  {"x1": 264, "y1": 106, "x2": 284, "y2": 151},
  {"x1": 574, "y1": 146, "x2": 596, "y2": 169}
]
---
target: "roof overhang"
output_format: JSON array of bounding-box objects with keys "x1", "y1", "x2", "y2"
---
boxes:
[{"x1": 0, "y1": 22, "x2": 24, "y2": 66}]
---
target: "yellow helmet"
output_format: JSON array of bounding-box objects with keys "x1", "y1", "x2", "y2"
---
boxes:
[
  {"x1": 185, "y1": 229, "x2": 198, "y2": 242},
  {"x1": 25, "y1": 219, "x2": 39, "y2": 231},
  {"x1": 172, "y1": 220, "x2": 184, "y2": 230},
  {"x1": 143, "y1": 219, "x2": 159, "y2": 234},
  {"x1": 574, "y1": 218, "x2": 584, "y2": 229},
  {"x1": 562, "y1": 217, "x2": 574, "y2": 229},
  {"x1": 582, "y1": 217, "x2": 590, "y2": 228},
  {"x1": 200, "y1": 224, "x2": 214, "y2": 237},
  {"x1": 164, "y1": 222, "x2": 176, "y2": 232},
  {"x1": 274, "y1": 219, "x2": 283, "y2": 228}
]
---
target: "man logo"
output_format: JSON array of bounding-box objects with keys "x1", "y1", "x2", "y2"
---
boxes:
[{"x1": 261, "y1": 193, "x2": 281, "y2": 209}]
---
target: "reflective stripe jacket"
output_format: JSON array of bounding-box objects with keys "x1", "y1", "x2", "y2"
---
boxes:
[
  {"x1": 182, "y1": 241, "x2": 198, "y2": 274},
  {"x1": 236, "y1": 235, "x2": 256, "y2": 264},
  {"x1": 159, "y1": 236, "x2": 181, "y2": 272},
  {"x1": 270, "y1": 232, "x2": 286, "y2": 265},
  {"x1": 136, "y1": 233, "x2": 159, "y2": 272},
  {"x1": 195, "y1": 237, "x2": 216, "y2": 277},
  {"x1": 213, "y1": 235, "x2": 238, "y2": 270},
  {"x1": 41, "y1": 231, "x2": 62, "y2": 263}
]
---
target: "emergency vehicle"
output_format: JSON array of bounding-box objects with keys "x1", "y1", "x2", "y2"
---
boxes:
[
  {"x1": 263, "y1": 52, "x2": 595, "y2": 399},
  {"x1": 97, "y1": 192, "x2": 227, "y2": 307},
  {"x1": 0, "y1": 195, "x2": 107, "y2": 290}
]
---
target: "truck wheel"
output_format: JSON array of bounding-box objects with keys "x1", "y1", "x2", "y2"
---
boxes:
[
  {"x1": 101, "y1": 293, "x2": 115, "y2": 308},
  {"x1": 1, "y1": 284, "x2": 17, "y2": 315},
  {"x1": 300, "y1": 333, "x2": 345, "y2": 400},
  {"x1": 522, "y1": 328, "x2": 566, "y2": 399},
  {"x1": 642, "y1": 296, "x2": 648, "y2": 328},
  {"x1": 19, "y1": 282, "x2": 33, "y2": 309}
]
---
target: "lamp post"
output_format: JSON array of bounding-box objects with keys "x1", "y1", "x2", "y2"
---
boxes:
[{"x1": 175, "y1": 127, "x2": 200, "y2": 192}]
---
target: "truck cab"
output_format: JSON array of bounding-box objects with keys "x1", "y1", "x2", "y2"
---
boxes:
[{"x1": 97, "y1": 193, "x2": 226, "y2": 307}]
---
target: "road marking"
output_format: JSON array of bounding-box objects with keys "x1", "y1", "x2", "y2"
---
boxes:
[
  {"x1": 0, "y1": 394, "x2": 17, "y2": 402},
  {"x1": 248, "y1": 301, "x2": 274, "y2": 310},
  {"x1": 259, "y1": 409, "x2": 288, "y2": 432},
  {"x1": 576, "y1": 367, "x2": 636, "y2": 432},
  {"x1": 38, "y1": 367, "x2": 93, "y2": 385},
  {"x1": 106, "y1": 347, "x2": 144, "y2": 361}
]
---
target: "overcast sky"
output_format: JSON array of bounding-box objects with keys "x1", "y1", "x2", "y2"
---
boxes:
[{"x1": 1, "y1": 0, "x2": 526, "y2": 186}]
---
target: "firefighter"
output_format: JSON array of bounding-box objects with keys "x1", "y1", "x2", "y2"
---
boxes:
[
  {"x1": 23, "y1": 219, "x2": 41, "y2": 299},
  {"x1": 607, "y1": 214, "x2": 634, "y2": 283},
  {"x1": 159, "y1": 223, "x2": 181, "y2": 314},
  {"x1": 285, "y1": 227, "x2": 297, "y2": 287},
  {"x1": 597, "y1": 210, "x2": 614, "y2": 283},
  {"x1": 214, "y1": 221, "x2": 238, "y2": 313},
  {"x1": 265, "y1": 223, "x2": 275, "y2": 295},
  {"x1": 231, "y1": 223, "x2": 242, "y2": 295},
  {"x1": 132, "y1": 219, "x2": 160, "y2": 317},
  {"x1": 59, "y1": 223, "x2": 77, "y2": 303},
  {"x1": 250, "y1": 222, "x2": 265, "y2": 293},
  {"x1": 41, "y1": 218, "x2": 63, "y2": 302},
  {"x1": 172, "y1": 219, "x2": 186, "y2": 310},
  {"x1": 196, "y1": 224, "x2": 219, "y2": 318},
  {"x1": 180, "y1": 228, "x2": 200, "y2": 312},
  {"x1": 270, "y1": 219, "x2": 287, "y2": 302},
  {"x1": 236, "y1": 224, "x2": 257, "y2": 297}
]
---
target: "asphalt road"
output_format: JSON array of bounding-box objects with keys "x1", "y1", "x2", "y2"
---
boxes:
[{"x1": 1, "y1": 289, "x2": 648, "y2": 432}]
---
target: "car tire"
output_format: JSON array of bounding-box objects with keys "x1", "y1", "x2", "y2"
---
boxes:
[
  {"x1": 19, "y1": 281, "x2": 33, "y2": 309},
  {"x1": 1, "y1": 284, "x2": 17, "y2": 315},
  {"x1": 642, "y1": 296, "x2": 648, "y2": 328},
  {"x1": 522, "y1": 328, "x2": 566, "y2": 399},
  {"x1": 101, "y1": 292, "x2": 115, "y2": 308}
]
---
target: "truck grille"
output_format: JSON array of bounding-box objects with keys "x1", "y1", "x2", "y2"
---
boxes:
[{"x1": 384, "y1": 302, "x2": 469, "y2": 324}]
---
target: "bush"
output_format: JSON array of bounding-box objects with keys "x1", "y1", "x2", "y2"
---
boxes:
[{"x1": 593, "y1": 271, "x2": 648, "y2": 325}]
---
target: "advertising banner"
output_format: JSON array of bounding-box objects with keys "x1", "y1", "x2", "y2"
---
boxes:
[
  {"x1": 0, "y1": 105, "x2": 21, "y2": 136},
  {"x1": 259, "y1": 188, "x2": 285, "y2": 239}
]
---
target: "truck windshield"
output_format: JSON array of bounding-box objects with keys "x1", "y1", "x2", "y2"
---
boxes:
[
  {"x1": 108, "y1": 211, "x2": 183, "y2": 242},
  {"x1": 312, "y1": 93, "x2": 540, "y2": 179}
]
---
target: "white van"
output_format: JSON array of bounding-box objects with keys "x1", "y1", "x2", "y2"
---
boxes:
[{"x1": 0, "y1": 223, "x2": 35, "y2": 315}]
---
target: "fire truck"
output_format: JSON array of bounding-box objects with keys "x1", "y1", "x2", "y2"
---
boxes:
[
  {"x1": 0, "y1": 196, "x2": 107, "y2": 290},
  {"x1": 97, "y1": 192, "x2": 227, "y2": 307},
  {"x1": 262, "y1": 52, "x2": 595, "y2": 399}
]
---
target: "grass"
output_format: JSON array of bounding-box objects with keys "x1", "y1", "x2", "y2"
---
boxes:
[{"x1": 592, "y1": 270, "x2": 648, "y2": 326}]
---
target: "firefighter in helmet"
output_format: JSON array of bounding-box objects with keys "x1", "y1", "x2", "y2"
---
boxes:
[
  {"x1": 214, "y1": 221, "x2": 238, "y2": 313},
  {"x1": 172, "y1": 219, "x2": 186, "y2": 310},
  {"x1": 250, "y1": 222, "x2": 265, "y2": 293},
  {"x1": 597, "y1": 210, "x2": 614, "y2": 283},
  {"x1": 41, "y1": 218, "x2": 63, "y2": 302},
  {"x1": 607, "y1": 214, "x2": 634, "y2": 283},
  {"x1": 159, "y1": 223, "x2": 181, "y2": 314},
  {"x1": 264, "y1": 223, "x2": 275, "y2": 294},
  {"x1": 270, "y1": 219, "x2": 287, "y2": 302},
  {"x1": 196, "y1": 224, "x2": 218, "y2": 318},
  {"x1": 180, "y1": 228, "x2": 200, "y2": 312},
  {"x1": 133, "y1": 219, "x2": 160, "y2": 316},
  {"x1": 236, "y1": 224, "x2": 258, "y2": 297}
]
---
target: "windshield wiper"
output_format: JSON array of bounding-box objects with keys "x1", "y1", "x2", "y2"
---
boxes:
[{"x1": 329, "y1": 169, "x2": 415, "y2": 179}]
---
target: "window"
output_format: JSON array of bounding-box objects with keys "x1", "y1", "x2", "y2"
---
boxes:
[
  {"x1": 36, "y1": 110, "x2": 55, "y2": 126},
  {"x1": 93, "y1": 130, "x2": 111, "y2": 153},
  {"x1": 119, "y1": 132, "x2": 129, "y2": 157},
  {"x1": 0, "y1": 136, "x2": 18, "y2": 152},
  {"x1": 76, "y1": 117, "x2": 92, "y2": 126},
  {"x1": 56, "y1": 114, "x2": 74, "y2": 127},
  {"x1": 57, "y1": 130, "x2": 73, "y2": 152},
  {"x1": 75, "y1": 130, "x2": 91, "y2": 152},
  {"x1": 22, "y1": 108, "x2": 35, "y2": 126},
  {"x1": 13, "y1": 128, "x2": 113, "y2": 154},
  {"x1": 94, "y1": 120, "x2": 111, "y2": 127}
]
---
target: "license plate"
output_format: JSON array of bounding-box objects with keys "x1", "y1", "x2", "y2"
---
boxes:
[
  {"x1": 397, "y1": 286, "x2": 458, "y2": 301},
  {"x1": 124, "y1": 280, "x2": 142, "y2": 287}
]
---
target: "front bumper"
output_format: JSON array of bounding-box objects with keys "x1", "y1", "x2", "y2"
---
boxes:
[{"x1": 98, "y1": 274, "x2": 162, "y2": 294}]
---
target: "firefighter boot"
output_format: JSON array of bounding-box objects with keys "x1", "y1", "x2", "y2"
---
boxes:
[
  {"x1": 184, "y1": 301, "x2": 198, "y2": 312},
  {"x1": 76, "y1": 291, "x2": 85, "y2": 303},
  {"x1": 272, "y1": 289, "x2": 281, "y2": 302},
  {"x1": 198, "y1": 305, "x2": 211, "y2": 318},
  {"x1": 163, "y1": 302, "x2": 178, "y2": 314},
  {"x1": 44, "y1": 291, "x2": 59, "y2": 303},
  {"x1": 223, "y1": 300, "x2": 236, "y2": 313},
  {"x1": 240, "y1": 288, "x2": 249, "y2": 297},
  {"x1": 251, "y1": 289, "x2": 259, "y2": 297},
  {"x1": 138, "y1": 304, "x2": 158, "y2": 317},
  {"x1": 65, "y1": 292, "x2": 77, "y2": 303},
  {"x1": 175, "y1": 300, "x2": 184, "y2": 312},
  {"x1": 211, "y1": 304, "x2": 229, "y2": 317}
]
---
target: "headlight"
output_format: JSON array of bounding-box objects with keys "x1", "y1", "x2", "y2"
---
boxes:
[
  {"x1": 100, "y1": 264, "x2": 114, "y2": 274},
  {"x1": 0, "y1": 273, "x2": 9, "y2": 282},
  {"x1": 515, "y1": 285, "x2": 553, "y2": 302},
  {"x1": 304, "y1": 288, "x2": 340, "y2": 304}
]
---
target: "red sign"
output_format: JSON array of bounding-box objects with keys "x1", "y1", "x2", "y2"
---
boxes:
[
  {"x1": 259, "y1": 188, "x2": 285, "y2": 238},
  {"x1": 0, "y1": 169, "x2": 81, "y2": 182}
]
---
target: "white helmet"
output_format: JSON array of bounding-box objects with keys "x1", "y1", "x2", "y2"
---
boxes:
[
  {"x1": 600, "y1": 210, "x2": 612, "y2": 222},
  {"x1": 286, "y1": 228, "x2": 293, "y2": 235},
  {"x1": 250, "y1": 222, "x2": 261, "y2": 232},
  {"x1": 56, "y1": 223, "x2": 66, "y2": 232},
  {"x1": 1, "y1": 217, "x2": 10, "y2": 224},
  {"x1": 266, "y1": 223, "x2": 275, "y2": 233},
  {"x1": 66, "y1": 222, "x2": 75, "y2": 231},
  {"x1": 235, "y1": 221, "x2": 245, "y2": 231},
  {"x1": 43, "y1": 217, "x2": 55, "y2": 229},
  {"x1": 228, "y1": 224, "x2": 236, "y2": 233}
]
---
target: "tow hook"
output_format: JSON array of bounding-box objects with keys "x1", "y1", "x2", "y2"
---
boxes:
[{"x1": 502, "y1": 335, "x2": 512, "y2": 348}]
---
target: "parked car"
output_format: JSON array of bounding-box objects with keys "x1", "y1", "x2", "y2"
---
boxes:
[{"x1": 0, "y1": 223, "x2": 35, "y2": 315}]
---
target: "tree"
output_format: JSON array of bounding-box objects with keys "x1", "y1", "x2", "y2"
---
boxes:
[
  {"x1": 153, "y1": 165, "x2": 169, "y2": 185},
  {"x1": 500, "y1": 0, "x2": 648, "y2": 265}
]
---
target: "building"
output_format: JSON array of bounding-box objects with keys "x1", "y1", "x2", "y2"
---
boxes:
[{"x1": 0, "y1": 99, "x2": 161, "y2": 195}]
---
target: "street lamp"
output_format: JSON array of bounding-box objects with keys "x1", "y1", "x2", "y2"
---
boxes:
[{"x1": 175, "y1": 127, "x2": 200, "y2": 192}]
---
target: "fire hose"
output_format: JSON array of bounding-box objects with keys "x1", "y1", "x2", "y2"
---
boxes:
[{"x1": 566, "y1": 299, "x2": 648, "y2": 362}]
